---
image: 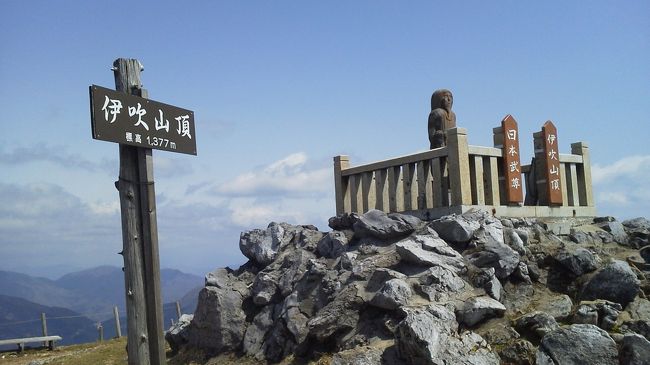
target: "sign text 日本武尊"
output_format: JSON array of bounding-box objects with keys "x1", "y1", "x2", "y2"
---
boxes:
[{"x1": 90, "y1": 85, "x2": 196, "y2": 155}]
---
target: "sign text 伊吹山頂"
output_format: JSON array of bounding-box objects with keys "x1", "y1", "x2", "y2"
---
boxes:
[{"x1": 90, "y1": 85, "x2": 196, "y2": 155}]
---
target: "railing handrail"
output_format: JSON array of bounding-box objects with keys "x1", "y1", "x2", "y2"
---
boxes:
[
  {"x1": 333, "y1": 127, "x2": 594, "y2": 218},
  {"x1": 341, "y1": 147, "x2": 448, "y2": 176}
]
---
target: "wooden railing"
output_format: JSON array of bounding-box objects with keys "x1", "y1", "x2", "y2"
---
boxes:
[{"x1": 334, "y1": 127, "x2": 595, "y2": 218}]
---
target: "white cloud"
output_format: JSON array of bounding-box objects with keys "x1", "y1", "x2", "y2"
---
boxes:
[
  {"x1": 591, "y1": 155, "x2": 650, "y2": 219},
  {"x1": 0, "y1": 144, "x2": 115, "y2": 173},
  {"x1": 216, "y1": 152, "x2": 331, "y2": 197},
  {"x1": 89, "y1": 201, "x2": 120, "y2": 215},
  {"x1": 227, "y1": 198, "x2": 308, "y2": 227},
  {"x1": 154, "y1": 154, "x2": 194, "y2": 178},
  {"x1": 592, "y1": 155, "x2": 650, "y2": 184},
  {"x1": 0, "y1": 183, "x2": 123, "y2": 276},
  {"x1": 597, "y1": 191, "x2": 629, "y2": 206}
]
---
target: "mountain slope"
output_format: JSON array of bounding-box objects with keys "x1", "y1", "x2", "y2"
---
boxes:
[
  {"x1": 0, "y1": 294, "x2": 96, "y2": 347},
  {"x1": 1, "y1": 266, "x2": 203, "y2": 322}
]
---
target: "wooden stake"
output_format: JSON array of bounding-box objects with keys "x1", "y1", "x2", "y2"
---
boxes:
[
  {"x1": 41, "y1": 313, "x2": 48, "y2": 347},
  {"x1": 113, "y1": 306, "x2": 122, "y2": 338},
  {"x1": 113, "y1": 58, "x2": 155, "y2": 365}
]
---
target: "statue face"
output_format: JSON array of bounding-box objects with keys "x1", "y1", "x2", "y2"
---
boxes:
[{"x1": 441, "y1": 92, "x2": 453, "y2": 110}]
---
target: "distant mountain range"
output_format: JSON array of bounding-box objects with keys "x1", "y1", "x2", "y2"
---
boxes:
[
  {"x1": 0, "y1": 294, "x2": 96, "y2": 349},
  {"x1": 0, "y1": 266, "x2": 203, "y2": 346},
  {"x1": 0, "y1": 266, "x2": 203, "y2": 321}
]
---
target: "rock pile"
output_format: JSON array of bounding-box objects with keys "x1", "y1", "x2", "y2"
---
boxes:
[{"x1": 167, "y1": 211, "x2": 650, "y2": 364}]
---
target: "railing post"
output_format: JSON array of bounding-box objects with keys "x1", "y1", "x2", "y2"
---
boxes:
[
  {"x1": 446, "y1": 128, "x2": 472, "y2": 206},
  {"x1": 571, "y1": 142, "x2": 594, "y2": 207},
  {"x1": 114, "y1": 306, "x2": 122, "y2": 338},
  {"x1": 334, "y1": 155, "x2": 350, "y2": 215},
  {"x1": 41, "y1": 313, "x2": 48, "y2": 347}
]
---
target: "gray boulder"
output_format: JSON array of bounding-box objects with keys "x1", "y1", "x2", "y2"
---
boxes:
[
  {"x1": 623, "y1": 217, "x2": 650, "y2": 249},
  {"x1": 396, "y1": 235, "x2": 466, "y2": 273},
  {"x1": 165, "y1": 313, "x2": 193, "y2": 352},
  {"x1": 430, "y1": 214, "x2": 480, "y2": 243},
  {"x1": 277, "y1": 249, "x2": 316, "y2": 297},
  {"x1": 536, "y1": 324, "x2": 618, "y2": 365},
  {"x1": 317, "y1": 231, "x2": 348, "y2": 258},
  {"x1": 187, "y1": 285, "x2": 247, "y2": 352},
  {"x1": 457, "y1": 296, "x2": 506, "y2": 327},
  {"x1": 468, "y1": 267, "x2": 502, "y2": 301},
  {"x1": 328, "y1": 212, "x2": 359, "y2": 231},
  {"x1": 499, "y1": 339, "x2": 535, "y2": 365},
  {"x1": 307, "y1": 284, "x2": 363, "y2": 343},
  {"x1": 366, "y1": 268, "x2": 407, "y2": 292},
  {"x1": 623, "y1": 217, "x2": 650, "y2": 230},
  {"x1": 572, "y1": 300, "x2": 621, "y2": 330},
  {"x1": 621, "y1": 298, "x2": 650, "y2": 340},
  {"x1": 464, "y1": 240, "x2": 520, "y2": 279},
  {"x1": 395, "y1": 304, "x2": 499, "y2": 365},
  {"x1": 460, "y1": 214, "x2": 519, "y2": 280},
  {"x1": 239, "y1": 222, "x2": 293, "y2": 267},
  {"x1": 580, "y1": 260, "x2": 640, "y2": 307},
  {"x1": 418, "y1": 265, "x2": 467, "y2": 301},
  {"x1": 596, "y1": 218, "x2": 629, "y2": 245},
  {"x1": 514, "y1": 312, "x2": 559, "y2": 343},
  {"x1": 242, "y1": 305, "x2": 274, "y2": 360},
  {"x1": 251, "y1": 273, "x2": 279, "y2": 306},
  {"x1": 369, "y1": 278, "x2": 412, "y2": 310},
  {"x1": 535, "y1": 294, "x2": 573, "y2": 321},
  {"x1": 280, "y1": 293, "x2": 310, "y2": 345},
  {"x1": 619, "y1": 333, "x2": 650, "y2": 365},
  {"x1": 297, "y1": 227, "x2": 325, "y2": 252},
  {"x1": 553, "y1": 247, "x2": 599, "y2": 276},
  {"x1": 505, "y1": 228, "x2": 526, "y2": 255},
  {"x1": 352, "y1": 209, "x2": 419, "y2": 239}
]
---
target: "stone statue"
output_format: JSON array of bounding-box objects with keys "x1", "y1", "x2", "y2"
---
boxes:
[{"x1": 428, "y1": 89, "x2": 457, "y2": 149}]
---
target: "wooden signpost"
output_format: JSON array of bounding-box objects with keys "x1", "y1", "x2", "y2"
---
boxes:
[
  {"x1": 90, "y1": 58, "x2": 196, "y2": 365},
  {"x1": 533, "y1": 121, "x2": 562, "y2": 206},
  {"x1": 493, "y1": 115, "x2": 523, "y2": 205}
]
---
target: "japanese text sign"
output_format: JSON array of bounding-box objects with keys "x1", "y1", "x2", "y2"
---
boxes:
[
  {"x1": 501, "y1": 115, "x2": 523, "y2": 204},
  {"x1": 541, "y1": 121, "x2": 562, "y2": 205},
  {"x1": 90, "y1": 85, "x2": 197, "y2": 155}
]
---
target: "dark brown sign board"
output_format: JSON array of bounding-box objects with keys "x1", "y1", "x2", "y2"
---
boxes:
[
  {"x1": 90, "y1": 85, "x2": 197, "y2": 155},
  {"x1": 500, "y1": 115, "x2": 523, "y2": 204},
  {"x1": 541, "y1": 121, "x2": 562, "y2": 205}
]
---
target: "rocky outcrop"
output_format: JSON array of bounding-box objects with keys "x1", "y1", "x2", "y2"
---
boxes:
[
  {"x1": 395, "y1": 304, "x2": 499, "y2": 365},
  {"x1": 579, "y1": 260, "x2": 640, "y2": 306},
  {"x1": 168, "y1": 211, "x2": 650, "y2": 364},
  {"x1": 536, "y1": 324, "x2": 618, "y2": 365}
]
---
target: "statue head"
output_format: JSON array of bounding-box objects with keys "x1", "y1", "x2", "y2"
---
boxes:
[{"x1": 431, "y1": 89, "x2": 453, "y2": 112}]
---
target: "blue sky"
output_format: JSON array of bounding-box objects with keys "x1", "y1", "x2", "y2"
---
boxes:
[{"x1": 1, "y1": 1, "x2": 648, "y2": 278}]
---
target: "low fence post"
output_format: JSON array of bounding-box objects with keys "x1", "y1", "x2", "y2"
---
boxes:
[
  {"x1": 446, "y1": 128, "x2": 472, "y2": 206},
  {"x1": 41, "y1": 313, "x2": 48, "y2": 347},
  {"x1": 334, "y1": 155, "x2": 350, "y2": 214},
  {"x1": 114, "y1": 306, "x2": 122, "y2": 338},
  {"x1": 571, "y1": 142, "x2": 594, "y2": 207}
]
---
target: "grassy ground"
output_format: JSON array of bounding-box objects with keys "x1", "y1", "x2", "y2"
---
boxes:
[
  {"x1": 0, "y1": 338, "x2": 335, "y2": 365},
  {"x1": 0, "y1": 338, "x2": 332, "y2": 365},
  {"x1": 0, "y1": 337, "x2": 128, "y2": 365}
]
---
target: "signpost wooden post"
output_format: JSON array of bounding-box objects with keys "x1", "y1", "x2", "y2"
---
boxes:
[
  {"x1": 533, "y1": 121, "x2": 562, "y2": 206},
  {"x1": 90, "y1": 58, "x2": 197, "y2": 365},
  {"x1": 493, "y1": 115, "x2": 523, "y2": 205}
]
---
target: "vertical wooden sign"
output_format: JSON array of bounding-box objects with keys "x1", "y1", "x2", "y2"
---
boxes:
[
  {"x1": 499, "y1": 115, "x2": 523, "y2": 205},
  {"x1": 534, "y1": 121, "x2": 563, "y2": 206}
]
